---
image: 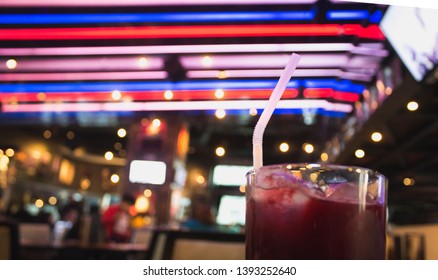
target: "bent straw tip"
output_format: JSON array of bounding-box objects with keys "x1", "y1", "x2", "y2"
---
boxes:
[
  {"x1": 289, "y1": 53, "x2": 301, "y2": 64},
  {"x1": 252, "y1": 52, "x2": 301, "y2": 169}
]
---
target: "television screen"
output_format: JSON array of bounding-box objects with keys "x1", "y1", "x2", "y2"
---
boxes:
[
  {"x1": 380, "y1": 6, "x2": 438, "y2": 81},
  {"x1": 212, "y1": 165, "x2": 252, "y2": 187},
  {"x1": 128, "y1": 160, "x2": 167, "y2": 185},
  {"x1": 216, "y1": 195, "x2": 246, "y2": 226}
]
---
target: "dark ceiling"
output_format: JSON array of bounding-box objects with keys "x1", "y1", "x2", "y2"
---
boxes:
[
  {"x1": 0, "y1": 0, "x2": 437, "y2": 225},
  {"x1": 334, "y1": 71, "x2": 438, "y2": 225}
]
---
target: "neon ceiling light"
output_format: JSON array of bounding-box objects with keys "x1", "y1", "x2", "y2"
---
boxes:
[
  {"x1": 0, "y1": 80, "x2": 298, "y2": 92},
  {"x1": 1, "y1": 69, "x2": 375, "y2": 82},
  {"x1": 0, "y1": 88, "x2": 359, "y2": 103},
  {"x1": 0, "y1": 111, "x2": 135, "y2": 120},
  {"x1": 303, "y1": 88, "x2": 360, "y2": 102},
  {"x1": 327, "y1": 10, "x2": 383, "y2": 24},
  {"x1": 302, "y1": 79, "x2": 365, "y2": 93},
  {"x1": 0, "y1": 57, "x2": 164, "y2": 72},
  {"x1": 186, "y1": 69, "x2": 373, "y2": 81},
  {"x1": 0, "y1": 79, "x2": 364, "y2": 93},
  {"x1": 0, "y1": 71, "x2": 168, "y2": 81},
  {"x1": 0, "y1": 89, "x2": 299, "y2": 103},
  {"x1": 0, "y1": 0, "x2": 318, "y2": 7},
  {"x1": 0, "y1": 108, "x2": 345, "y2": 118},
  {"x1": 1, "y1": 54, "x2": 384, "y2": 73},
  {"x1": 341, "y1": 71, "x2": 375, "y2": 82},
  {"x1": 215, "y1": 108, "x2": 347, "y2": 117},
  {"x1": 187, "y1": 69, "x2": 339, "y2": 78},
  {"x1": 0, "y1": 24, "x2": 385, "y2": 40},
  {"x1": 180, "y1": 54, "x2": 383, "y2": 69},
  {"x1": 0, "y1": 9, "x2": 378, "y2": 25},
  {"x1": 327, "y1": 10, "x2": 369, "y2": 20},
  {"x1": 0, "y1": 11, "x2": 315, "y2": 24},
  {"x1": 1, "y1": 99, "x2": 353, "y2": 113},
  {"x1": 0, "y1": 43, "x2": 387, "y2": 56},
  {"x1": 351, "y1": 45, "x2": 388, "y2": 57}
]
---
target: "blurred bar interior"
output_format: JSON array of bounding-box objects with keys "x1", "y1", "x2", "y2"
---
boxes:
[{"x1": 0, "y1": 0, "x2": 437, "y2": 260}]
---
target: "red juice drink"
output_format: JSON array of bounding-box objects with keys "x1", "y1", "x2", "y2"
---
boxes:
[{"x1": 246, "y1": 164, "x2": 387, "y2": 260}]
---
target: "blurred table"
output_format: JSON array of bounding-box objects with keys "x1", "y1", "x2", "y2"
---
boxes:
[{"x1": 20, "y1": 240, "x2": 149, "y2": 260}]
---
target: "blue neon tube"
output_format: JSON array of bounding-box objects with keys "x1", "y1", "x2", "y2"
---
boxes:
[
  {"x1": 0, "y1": 79, "x2": 363, "y2": 93},
  {"x1": 0, "y1": 11, "x2": 315, "y2": 24}
]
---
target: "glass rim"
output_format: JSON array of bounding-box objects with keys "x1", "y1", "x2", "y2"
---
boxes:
[{"x1": 246, "y1": 163, "x2": 386, "y2": 180}]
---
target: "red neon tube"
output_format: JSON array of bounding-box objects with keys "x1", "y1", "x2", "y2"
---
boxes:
[
  {"x1": 0, "y1": 89, "x2": 299, "y2": 103},
  {"x1": 303, "y1": 88, "x2": 360, "y2": 102},
  {"x1": 0, "y1": 24, "x2": 384, "y2": 40}
]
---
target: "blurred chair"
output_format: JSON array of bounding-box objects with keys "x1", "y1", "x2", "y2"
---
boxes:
[
  {"x1": 387, "y1": 232, "x2": 426, "y2": 260},
  {"x1": 19, "y1": 223, "x2": 54, "y2": 259},
  {"x1": 0, "y1": 217, "x2": 20, "y2": 260},
  {"x1": 131, "y1": 227, "x2": 153, "y2": 245},
  {"x1": 19, "y1": 223, "x2": 52, "y2": 245},
  {"x1": 146, "y1": 229, "x2": 245, "y2": 260}
]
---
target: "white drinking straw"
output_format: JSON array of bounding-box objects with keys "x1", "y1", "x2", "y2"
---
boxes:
[{"x1": 252, "y1": 53, "x2": 301, "y2": 169}]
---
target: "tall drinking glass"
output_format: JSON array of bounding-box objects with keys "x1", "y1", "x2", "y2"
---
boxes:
[{"x1": 246, "y1": 163, "x2": 387, "y2": 260}]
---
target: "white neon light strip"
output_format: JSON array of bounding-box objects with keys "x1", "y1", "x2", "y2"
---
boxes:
[
  {"x1": 1, "y1": 53, "x2": 384, "y2": 73},
  {"x1": 352, "y1": 45, "x2": 388, "y2": 57},
  {"x1": 0, "y1": 0, "x2": 317, "y2": 7},
  {"x1": 0, "y1": 71, "x2": 168, "y2": 81},
  {"x1": 187, "y1": 69, "x2": 335, "y2": 78},
  {"x1": 0, "y1": 57, "x2": 164, "y2": 71},
  {"x1": 0, "y1": 43, "x2": 387, "y2": 57},
  {"x1": 180, "y1": 54, "x2": 383, "y2": 69},
  {"x1": 186, "y1": 69, "x2": 373, "y2": 81},
  {"x1": 0, "y1": 69, "x2": 371, "y2": 81},
  {"x1": 2, "y1": 99, "x2": 353, "y2": 113}
]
